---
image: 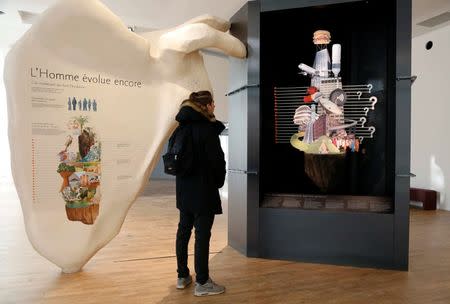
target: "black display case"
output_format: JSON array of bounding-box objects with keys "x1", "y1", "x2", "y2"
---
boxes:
[{"x1": 227, "y1": 0, "x2": 411, "y2": 270}]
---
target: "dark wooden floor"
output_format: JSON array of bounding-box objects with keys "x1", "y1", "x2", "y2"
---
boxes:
[{"x1": 1, "y1": 180, "x2": 449, "y2": 304}]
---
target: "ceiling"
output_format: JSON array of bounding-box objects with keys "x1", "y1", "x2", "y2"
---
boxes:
[
  {"x1": 0, "y1": 0, "x2": 248, "y2": 48},
  {"x1": 412, "y1": 0, "x2": 450, "y2": 36},
  {"x1": 0, "y1": 0, "x2": 449, "y2": 48}
]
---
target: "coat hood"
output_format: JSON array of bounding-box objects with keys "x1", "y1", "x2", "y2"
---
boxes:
[
  {"x1": 175, "y1": 100, "x2": 225, "y2": 135},
  {"x1": 176, "y1": 100, "x2": 216, "y2": 123}
]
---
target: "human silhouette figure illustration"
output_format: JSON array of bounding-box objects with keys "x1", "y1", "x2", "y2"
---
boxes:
[
  {"x1": 83, "y1": 98, "x2": 88, "y2": 111},
  {"x1": 78, "y1": 99, "x2": 82, "y2": 111},
  {"x1": 88, "y1": 99, "x2": 92, "y2": 111},
  {"x1": 72, "y1": 97, "x2": 77, "y2": 111},
  {"x1": 93, "y1": 100, "x2": 97, "y2": 112},
  {"x1": 68, "y1": 98, "x2": 71, "y2": 111}
]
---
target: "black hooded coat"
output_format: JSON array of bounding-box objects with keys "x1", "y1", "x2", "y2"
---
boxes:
[{"x1": 175, "y1": 100, "x2": 226, "y2": 215}]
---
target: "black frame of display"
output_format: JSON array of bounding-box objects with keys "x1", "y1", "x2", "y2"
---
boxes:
[{"x1": 228, "y1": 0, "x2": 411, "y2": 270}]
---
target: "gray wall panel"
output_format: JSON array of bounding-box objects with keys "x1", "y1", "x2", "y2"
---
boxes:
[
  {"x1": 394, "y1": 0, "x2": 412, "y2": 270},
  {"x1": 259, "y1": 208, "x2": 396, "y2": 268},
  {"x1": 228, "y1": 172, "x2": 248, "y2": 254}
]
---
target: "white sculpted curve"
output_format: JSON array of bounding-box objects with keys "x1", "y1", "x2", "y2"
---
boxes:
[{"x1": 4, "y1": 0, "x2": 246, "y2": 273}]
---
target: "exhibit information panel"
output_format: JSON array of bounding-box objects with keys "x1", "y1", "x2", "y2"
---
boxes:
[{"x1": 30, "y1": 67, "x2": 145, "y2": 225}]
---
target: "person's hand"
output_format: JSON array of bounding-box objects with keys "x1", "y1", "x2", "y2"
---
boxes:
[{"x1": 4, "y1": 0, "x2": 245, "y2": 272}]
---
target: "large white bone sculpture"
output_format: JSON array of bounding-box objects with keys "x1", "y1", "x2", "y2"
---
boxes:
[{"x1": 4, "y1": 0, "x2": 246, "y2": 273}]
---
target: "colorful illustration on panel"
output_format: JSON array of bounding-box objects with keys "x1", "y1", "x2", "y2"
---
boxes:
[{"x1": 57, "y1": 114, "x2": 101, "y2": 225}]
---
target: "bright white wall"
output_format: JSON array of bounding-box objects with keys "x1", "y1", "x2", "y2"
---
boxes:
[
  {"x1": 203, "y1": 54, "x2": 230, "y2": 121},
  {"x1": 0, "y1": 48, "x2": 13, "y2": 186},
  {"x1": 411, "y1": 24, "x2": 450, "y2": 210}
]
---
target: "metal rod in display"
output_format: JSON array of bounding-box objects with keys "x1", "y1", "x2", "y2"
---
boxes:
[
  {"x1": 274, "y1": 89, "x2": 307, "y2": 92},
  {"x1": 343, "y1": 112, "x2": 370, "y2": 116},
  {"x1": 275, "y1": 95, "x2": 307, "y2": 99},
  {"x1": 343, "y1": 106, "x2": 376, "y2": 110},
  {"x1": 275, "y1": 104, "x2": 314, "y2": 106},
  {"x1": 275, "y1": 101, "x2": 307, "y2": 103},
  {"x1": 275, "y1": 84, "x2": 372, "y2": 88},
  {"x1": 274, "y1": 101, "x2": 307, "y2": 103},
  {"x1": 225, "y1": 83, "x2": 260, "y2": 96},
  {"x1": 274, "y1": 97, "x2": 307, "y2": 100},
  {"x1": 343, "y1": 89, "x2": 372, "y2": 92},
  {"x1": 344, "y1": 108, "x2": 369, "y2": 116},
  {"x1": 343, "y1": 104, "x2": 375, "y2": 107},
  {"x1": 275, "y1": 105, "x2": 314, "y2": 108},
  {"x1": 345, "y1": 116, "x2": 370, "y2": 120},
  {"x1": 274, "y1": 91, "x2": 308, "y2": 95},
  {"x1": 274, "y1": 86, "x2": 309, "y2": 89},
  {"x1": 345, "y1": 99, "x2": 374, "y2": 103},
  {"x1": 274, "y1": 129, "x2": 299, "y2": 131},
  {"x1": 344, "y1": 113, "x2": 371, "y2": 116},
  {"x1": 276, "y1": 134, "x2": 298, "y2": 136},
  {"x1": 274, "y1": 84, "x2": 372, "y2": 90},
  {"x1": 275, "y1": 94, "x2": 308, "y2": 98},
  {"x1": 275, "y1": 98, "x2": 306, "y2": 101},
  {"x1": 275, "y1": 110, "x2": 301, "y2": 113},
  {"x1": 275, "y1": 97, "x2": 376, "y2": 101},
  {"x1": 275, "y1": 124, "x2": 302, "y2": 126},
  {"x1": 354, "y1": 132, "x2": 376, "y2": 137}
]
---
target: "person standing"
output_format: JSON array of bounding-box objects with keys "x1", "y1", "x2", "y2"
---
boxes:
[{"x1": 174, "y1": 91, "x2": 226, "y2": 297}]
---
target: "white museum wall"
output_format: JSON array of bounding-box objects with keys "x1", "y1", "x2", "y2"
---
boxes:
[
  {"x1": 411, "y1": 24, "x2": 450, "y2": 210},
  {"x1": 0, "y1": 48, "x2": 13, "y2": 187},
  {"x1": 203, "y1": 53, "x2": 230, "y2": 122}
]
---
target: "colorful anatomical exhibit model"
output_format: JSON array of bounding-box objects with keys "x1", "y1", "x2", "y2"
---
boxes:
[
  {"x1": 293, "y1": 30, "x2": 360, "y2": 153},
  {"x1": 4, "y1": 0, "x2": 246, "y2": 273},
  {"x1": 273, "y1": 30, "x2": 377, "y2": 192}
]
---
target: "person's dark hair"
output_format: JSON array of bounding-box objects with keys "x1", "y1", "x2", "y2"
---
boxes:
[{"x1": 189, "y1": 91, "x2": 213, "y2": 106}]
